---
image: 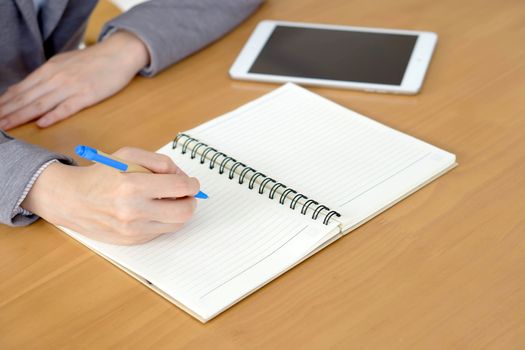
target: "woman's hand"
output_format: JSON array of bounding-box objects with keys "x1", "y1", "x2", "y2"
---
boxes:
[
  {"x1": 22, "y1": 147, "x2": 200, "y2": 245},
  {"x1": 0, "y1": 31, "x2": 149, "y2": 130}
]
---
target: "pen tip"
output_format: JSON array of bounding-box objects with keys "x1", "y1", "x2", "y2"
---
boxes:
[{"x1": 195, "y1": 191, "x2": 208, "y2": 199}]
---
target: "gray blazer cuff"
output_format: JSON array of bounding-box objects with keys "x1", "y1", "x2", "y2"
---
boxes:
[
  {"x1": 99, "y1": 0, "x2": 263, "y2": 76},
  {"x1": 0, "y1": 131, "x2": 75, "y2": 227}
]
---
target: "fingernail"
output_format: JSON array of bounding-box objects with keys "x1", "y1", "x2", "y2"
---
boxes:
[{"x1": 37, "y1": 118, "x2": 50, "y2": 127}]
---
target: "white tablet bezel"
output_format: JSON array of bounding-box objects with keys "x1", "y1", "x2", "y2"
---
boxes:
[{"x1": 229, "y1": 20, "x2": 438, "y2": 94}]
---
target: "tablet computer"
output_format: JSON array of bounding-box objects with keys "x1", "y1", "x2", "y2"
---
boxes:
[{"x1": 230, "y1": 21, "x2": 438, "y2": 94}]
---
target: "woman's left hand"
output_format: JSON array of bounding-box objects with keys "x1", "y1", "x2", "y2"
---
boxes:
[{"x1": 0, "y1": 30, "x2": 149, "y2": 130}]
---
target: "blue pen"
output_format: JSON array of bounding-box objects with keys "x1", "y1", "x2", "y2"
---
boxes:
[{"x1": 75, "y1": 145, "x2": 208, "y2": 199}]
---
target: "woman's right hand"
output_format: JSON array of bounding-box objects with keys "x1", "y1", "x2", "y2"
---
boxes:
[{"x1": 22, "y1": 147, "x2": 200, "y2": 245}]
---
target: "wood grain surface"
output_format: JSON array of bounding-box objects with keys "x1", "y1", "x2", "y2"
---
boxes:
[{"x1": 1, "y1": 0, "x2": 524, "y2": 348}]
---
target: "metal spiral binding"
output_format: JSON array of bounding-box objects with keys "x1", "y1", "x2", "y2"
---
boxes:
[{"x1": 172, "y1": 133, "x2": 341, "y2": 225}]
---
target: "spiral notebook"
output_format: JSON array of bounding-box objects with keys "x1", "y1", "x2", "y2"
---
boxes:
[{"x1": 59, "y1": 83, "x2": 456, "y2": 322}]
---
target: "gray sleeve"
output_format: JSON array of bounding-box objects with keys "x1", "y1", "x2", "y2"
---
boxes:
[
  {"x1": 0, "y1": 131, "x2": 75, "y2": 227},
  {"x1": 99, "y1": 0, "x2": 263, "y2": 76}
]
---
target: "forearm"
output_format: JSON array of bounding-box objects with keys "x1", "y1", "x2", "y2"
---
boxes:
[{"x1": 100, "y1": 0, "x2": 264, "y2": 76}]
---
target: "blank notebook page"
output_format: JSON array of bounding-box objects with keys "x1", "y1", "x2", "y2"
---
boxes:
[
  {"x1": 187, "y1": 83, "x2": 456, "y2": 230},
  {"x1": 61, "y1": 142, "x2": 339, "y2": 322}
]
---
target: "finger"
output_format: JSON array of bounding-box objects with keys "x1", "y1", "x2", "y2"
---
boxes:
[
  {"x1": 127, "y1": 173, "x2": 200, "y2": 199},
  {"x1": 0, "y1": 80, "x2": 57, "y2": 118},
  {"x1": 37, "y1": 95, "x2": 89, "y2": 128},
  {"x1": 114, "y1": 147, "x2": 186, "y2": 174},
  {"x1": 0, "y1": 66, "x2": 49, "y2": 105},
  {"x1": 0, "y1": 90, "x2": 72, "y2": 130},
  {"x1": 142, "y1": 197, "x2": 197, "y2": 223}
]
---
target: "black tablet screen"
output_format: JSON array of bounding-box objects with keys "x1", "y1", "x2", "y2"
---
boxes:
[{"x1": 249, "y1": 26, "x2": 418, "y2": 85}]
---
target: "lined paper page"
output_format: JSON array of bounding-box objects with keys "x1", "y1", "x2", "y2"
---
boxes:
[
  {"x1": 187, "y1": 84, "x2": 456, "y2": 229},
  {"x1": 60, "y1": 143, "x2": 338, "y2": 321},
  {"x1": 57, "y1": 83, "x2": 455, "y2": 322}
]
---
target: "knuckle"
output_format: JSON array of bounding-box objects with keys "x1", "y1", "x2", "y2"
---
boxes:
[
  {"x1": 116, "y1": 178, "x2": 139, "y2": 197},
  {"x1": 12, "y1": 93, "x2": 29, "y2": 108},
  {"x1": 59, "y1": 102, "x2": 73, "y2": 116},
  {"x1": 47, "y1": 74, "x2": 63, "y2": 88},
  {"x1": 51, "y1": 72, "x2": 67, "y2": 85},
  {"x1": 115, "y1": 206, "x2": 134, "y2": 223},
  {"x1": 32, "y1": 99, "x2": 47, "y2": 114},
  {"x1": 114, "y1": 204, "x2": 139, "y2": 225},
  {"x1": 157, "y1": 155, "x2": 174, "y2": 173}
]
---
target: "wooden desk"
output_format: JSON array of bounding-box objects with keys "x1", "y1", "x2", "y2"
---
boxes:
[{"x1": 2, "y1": 0, "x2": 525, "y2": 348}]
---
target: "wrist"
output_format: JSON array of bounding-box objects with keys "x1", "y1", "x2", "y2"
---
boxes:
[
  {"x1": 21, "y1": 162, "x2": 76, "y2": 224},
  {"x1": 100, "y1": 30, "x2": 150, "y2": 74}
]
